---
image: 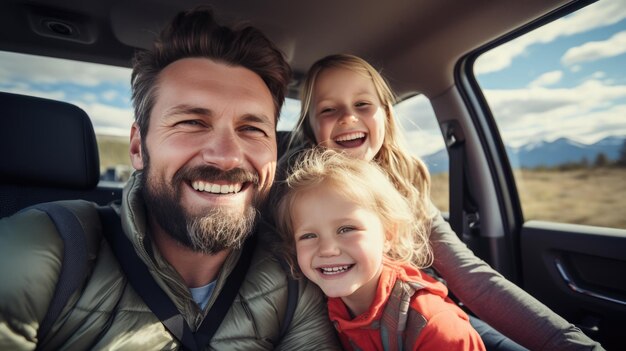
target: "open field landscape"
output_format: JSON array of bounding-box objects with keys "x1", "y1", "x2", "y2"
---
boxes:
[{"x1": 431, "y1": 168, "x2": 626, "y2": 230}]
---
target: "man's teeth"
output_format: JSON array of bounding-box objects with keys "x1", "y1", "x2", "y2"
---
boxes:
[
  {"x1": 334, "y1": 132, "x2": 365, "y2": 142},
  {"x1": 191, "y1": 181, "x2": 243, "y2": 194},
  {"x1": 320, "y1": 265, "x2": 351, "y2": 274}
]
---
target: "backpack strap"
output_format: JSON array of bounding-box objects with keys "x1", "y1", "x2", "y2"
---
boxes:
[
  {"x1": 98, "y1": 206, "x2": 256, "y2": 351},
  {"x1": 28, "y1": 203, "x2": 89, "y2": 349},
  {"x1": 379, "y1": 280, "x2": 426, "y2": 351}
]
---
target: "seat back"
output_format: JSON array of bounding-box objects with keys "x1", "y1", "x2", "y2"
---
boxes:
[
  {"x1": 276, "y1": 130, "x2": 293, "y2": 158},
  {"x1": 0, "y1": 92, "x2": 122, "y2": 217}
]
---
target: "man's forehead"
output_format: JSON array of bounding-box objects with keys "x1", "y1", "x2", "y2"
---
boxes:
[{"x1": 155, "y1": 58, "x2": 277, "y2": 121}]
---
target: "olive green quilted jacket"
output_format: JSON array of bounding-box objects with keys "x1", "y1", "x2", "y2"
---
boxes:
[{"x1": 0, "y1": 172, "x2": 339, "y2": 350}]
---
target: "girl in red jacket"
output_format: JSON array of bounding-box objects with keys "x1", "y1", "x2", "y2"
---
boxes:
[{"x1": 275, "y1": 148, "x2": 485, "y2": 351}]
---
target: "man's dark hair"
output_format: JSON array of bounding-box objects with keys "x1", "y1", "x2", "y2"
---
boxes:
[{"x1": 131, "y1": 6, "x2": 291, "y2": 160}]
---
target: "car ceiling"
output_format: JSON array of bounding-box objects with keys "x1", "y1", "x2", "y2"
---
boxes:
[{"x1": 0, "y1": 0, "x2": 571, "y2": 99}]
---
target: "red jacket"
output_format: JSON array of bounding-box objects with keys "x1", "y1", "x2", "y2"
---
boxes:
[{"x1": 328, "y1": 260, "x2": 485, "y2": 351}]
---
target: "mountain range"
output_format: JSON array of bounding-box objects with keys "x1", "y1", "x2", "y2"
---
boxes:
[{"x1": 422, "y1": 135, "x2": 626, "y2": 174}]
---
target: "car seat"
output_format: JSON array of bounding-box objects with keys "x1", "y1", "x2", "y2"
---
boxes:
[{"x1": 0, "y1": 92, "x2": 122, "y2": 218}]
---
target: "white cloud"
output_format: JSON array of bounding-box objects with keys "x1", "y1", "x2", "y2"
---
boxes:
[
  {"x1": 0, "y1": 51, "x2": 130, "y2": 87},
  {"x1": 476, "y1": 0, "x2": 626, "y2": 74},
  {"x1": 395, "y1": 95, "x2": 439, "y2": 131},
  {"x1": 102, "y1": 90, "x2": 120, "y2": 102},
  {"x1": 81, "y1": 93, "x2": 98, "y2": 102},
  {"x1": 278, "y1": 97, "x2": 302, "y2": 131},
  {"x1": 395, "y1": 95, "x2": 445, "y2": 156},
  {"x1": 73, "y1": 101, "x2": 135, "y2": 137},
  {"x1": 562, "y1": 30, "x2": 626, "y2": 66},
  {"x1": 528, "y1": 70, "x2": 563, "y2": 87},
  {"x1": 404, "y1": 130, "x2": 446, "y2": 157},
  {"x1": 483, "y1": 80, "x2": 626, "y2": 146},
  {"x1": 591, "y1": 71, "x2": 606, "y2": 79}
]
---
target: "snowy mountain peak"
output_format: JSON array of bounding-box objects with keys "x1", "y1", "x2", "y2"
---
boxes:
[{"x1": 422, "y1": 135, "x2": 626, "y2": 173}]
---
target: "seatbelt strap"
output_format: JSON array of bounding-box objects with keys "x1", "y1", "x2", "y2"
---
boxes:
[
  {"x1": 443, "y1": 121, "x2": 466, "y2": 240},
  {"x1": 29, "y1": 203, "x2": 88, "y2": 350},
  {"x1": 278, "y1": 259, "x2": 299, "y2": 339},
  {"x1": 98, "y1": 206, "x2": 256, "y2": 351}
]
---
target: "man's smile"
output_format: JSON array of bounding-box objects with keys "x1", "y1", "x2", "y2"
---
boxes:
[{"x1": 191, "y1": 180, "x2": 244, "y2": 194}]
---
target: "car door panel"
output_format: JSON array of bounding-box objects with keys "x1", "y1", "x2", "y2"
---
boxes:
[{"x1": 520, "y1": 221, "x2": 626, "y2": 348}]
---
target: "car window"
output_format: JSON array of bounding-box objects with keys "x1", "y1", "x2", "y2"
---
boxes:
[
  {"x1": 0, "y1": 50, "x2": 135, "y2": 183},
  {"x1": 474, "y1": 1, "x2": 626, "y2": 230},
  {"x1": 0, "y1": 50, "x2": 300, "y2": 184},
  {"x1": 395, "y1": 95, "x2": 449, "y2": 211}
]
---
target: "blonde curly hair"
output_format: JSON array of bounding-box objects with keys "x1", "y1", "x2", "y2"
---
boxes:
[{"x1": 274, "y1": 148, "x2": 433, "y2": 277}]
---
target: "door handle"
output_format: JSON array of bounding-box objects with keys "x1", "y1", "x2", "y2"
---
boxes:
[{"x1": 554, "y1": 258, "x2": 626, "y2": 306}]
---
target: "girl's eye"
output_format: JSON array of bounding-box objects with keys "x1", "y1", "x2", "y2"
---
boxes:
[
  {"x1": 298, "y1": 233, "x2": 317, "y2": 240},
  {"x1": 337, "y1": 226, "x2": 355, "y2": 234},
  {"x1": 355, "y1": 101, "x2": 370, "y2": 107},
  {"x1": 319, "y1": 107, "x2": 335, "y2": 115}
]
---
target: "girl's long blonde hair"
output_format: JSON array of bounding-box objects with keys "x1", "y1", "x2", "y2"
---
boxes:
[
  {"x1": 275, "y1": 148, "x2": 433, "y2": 276},
  {"x1": 287, "y1": 54, "x2": 434, "y2": 243}
]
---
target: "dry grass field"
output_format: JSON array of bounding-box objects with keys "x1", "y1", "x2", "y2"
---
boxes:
[
  {"x1": 431, "y1": 168, "x2": 626, "y2": 230},
  {"x1": 96, "y1": 134, "x2": 132, "y2": 172}
]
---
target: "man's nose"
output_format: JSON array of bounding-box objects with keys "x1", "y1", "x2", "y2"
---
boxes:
[{"x1": 201, "y1": 128, "x2": 243, "y2": 170}]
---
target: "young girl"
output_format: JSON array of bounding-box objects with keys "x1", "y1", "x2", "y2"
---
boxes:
[
  {"x1": 275, "y1": 148, "x2": 485, "y2": 350},
  {"x1": 283, "y1": 54, "x2": 600, "y2": 350}
]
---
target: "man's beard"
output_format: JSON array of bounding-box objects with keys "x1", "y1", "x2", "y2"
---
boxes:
[{"x1": 140, "y1": 163, "x2": 262, "y2": 254}]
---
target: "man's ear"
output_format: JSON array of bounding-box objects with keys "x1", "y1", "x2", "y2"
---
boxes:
[{"x1": 129, "y1": 122, "x2": 145, "y2": 170}]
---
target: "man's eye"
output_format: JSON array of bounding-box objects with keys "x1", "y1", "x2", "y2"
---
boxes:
[
  {"x1": 240, "y1": 125, "x2": 268, "y2": 136},
  {"x1": 177, "y1": 120, "x2": 202, "y2": 126}
]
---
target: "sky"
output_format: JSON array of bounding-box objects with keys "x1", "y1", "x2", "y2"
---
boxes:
[
  {"x1": 474, "y1": 0, "x2": 626, "y2": 148},
  {"x1": 1, "y1": 0, "x2": 624, "y2": 157}
]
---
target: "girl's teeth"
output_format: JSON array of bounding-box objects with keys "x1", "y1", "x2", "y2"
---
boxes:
[
  {"x1": 335, "y1": 132, "x2": 365, "y2": 142},
  {"x1": 320, "y1": 265, "x2": 351, "y2": 274}
]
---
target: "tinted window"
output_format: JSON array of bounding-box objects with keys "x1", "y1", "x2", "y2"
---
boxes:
[{"x1": 475, "y1": 1, "x2": 626, "y2": 229}]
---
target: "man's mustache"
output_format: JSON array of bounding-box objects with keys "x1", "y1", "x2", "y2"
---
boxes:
[{"x1": 172, "y1": 165, "x2": 259, "y2": 187}]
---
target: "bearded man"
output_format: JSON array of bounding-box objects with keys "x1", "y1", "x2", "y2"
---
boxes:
[{"x1": 0, "y1": 7, "x2": 339, "y2": 350}]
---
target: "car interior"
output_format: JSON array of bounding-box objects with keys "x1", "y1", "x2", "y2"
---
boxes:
[{"x1": 1, "y1": 0, "x2": 625, "y2": 349}]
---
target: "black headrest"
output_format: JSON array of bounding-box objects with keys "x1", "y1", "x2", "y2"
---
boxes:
[
  {"x1": 277, "y1": 130, "x2": 292, "y2": 158},
  {"x1": 0, "y1": 92, "x2": 100, "y2": 189}
]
